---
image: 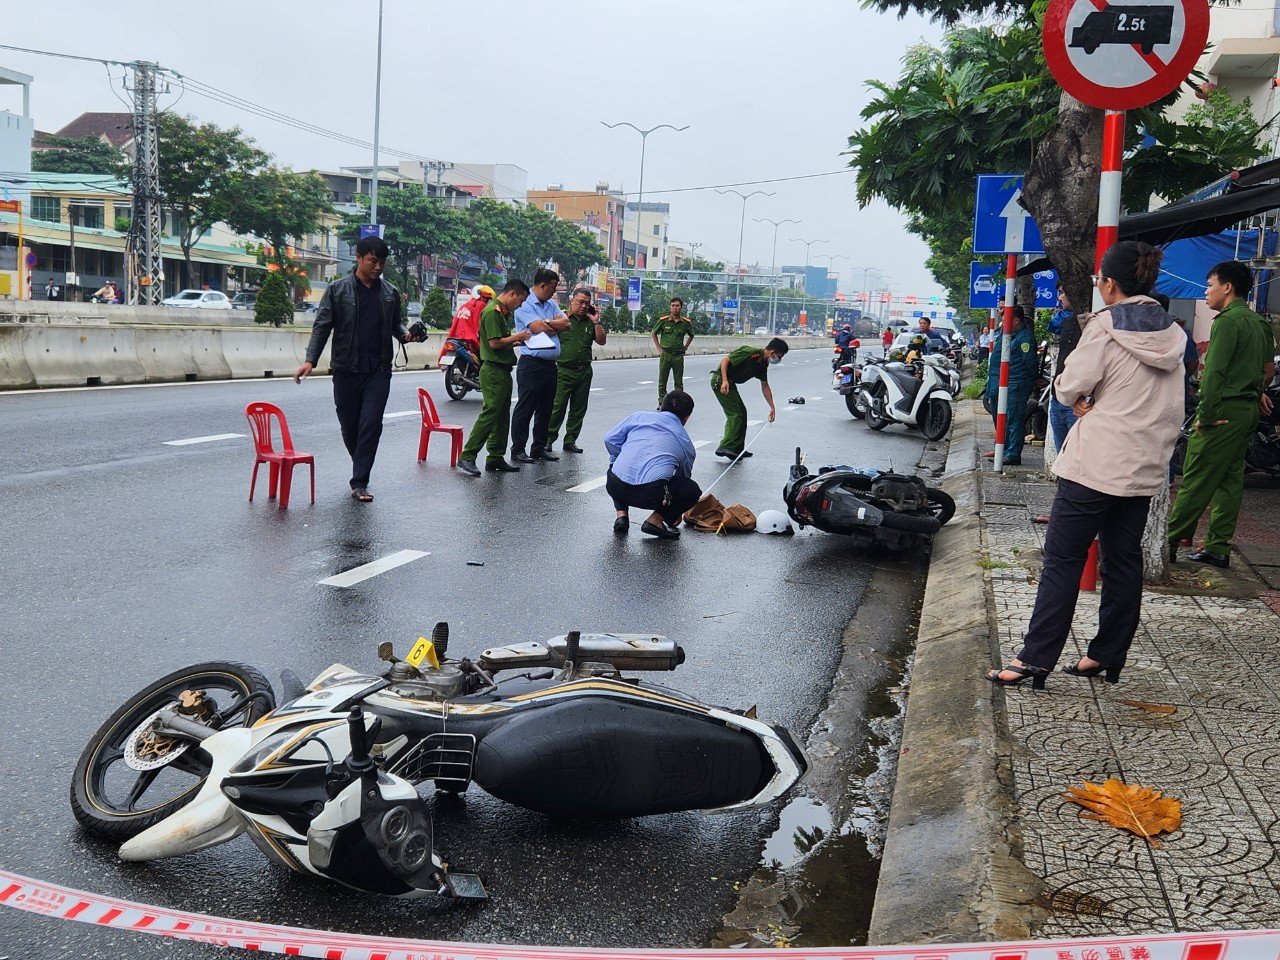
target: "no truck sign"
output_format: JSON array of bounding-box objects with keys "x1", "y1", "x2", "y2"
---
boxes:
[{"x1": 1043, "y1": 0, "x2": 1209, "y2": 109}]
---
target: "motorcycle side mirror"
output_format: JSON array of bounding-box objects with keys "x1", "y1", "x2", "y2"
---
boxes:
[{"x1": 377, "y1": 642, "x2": 399, "y2": 664}]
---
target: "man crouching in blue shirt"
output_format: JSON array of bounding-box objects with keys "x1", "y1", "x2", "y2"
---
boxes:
[{"x1": 604, "y1": 390, "x2": 701, "y2": 540}]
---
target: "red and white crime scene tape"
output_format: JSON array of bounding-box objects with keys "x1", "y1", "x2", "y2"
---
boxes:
[{"x1": 2, "y1": 869, "x2": 1277, "y2": 960}]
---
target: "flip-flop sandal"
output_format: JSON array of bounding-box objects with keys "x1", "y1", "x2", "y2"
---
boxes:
[{"x1": 351, "y1": 488, "x2": 374, "y2": 502}]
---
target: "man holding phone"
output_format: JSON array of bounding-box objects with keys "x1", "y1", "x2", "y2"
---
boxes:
[{"x1": 547, "y1": 288, "x2": 608, "y2": 453}]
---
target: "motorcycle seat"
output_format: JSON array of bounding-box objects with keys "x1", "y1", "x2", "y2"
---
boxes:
[{"x1": 885, "y1": 367, "x2": 922, "y2": 397}]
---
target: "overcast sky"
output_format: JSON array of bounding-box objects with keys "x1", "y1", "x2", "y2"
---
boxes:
[{"x1": 1, "y1": 0, "x2": 947, "y2": 304}]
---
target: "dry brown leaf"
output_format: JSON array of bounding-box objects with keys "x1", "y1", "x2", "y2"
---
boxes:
[
  {"x1": 1117, "y1": 699, "x2": 1177, "y2": 716},
  {"x1": 1063, "y1": 778, "x2": 1182, "y2": 846}
]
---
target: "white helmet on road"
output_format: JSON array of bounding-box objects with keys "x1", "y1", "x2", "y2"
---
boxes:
[{"x1": 756, "y1": 510, "x2": 794, "y2": 535}]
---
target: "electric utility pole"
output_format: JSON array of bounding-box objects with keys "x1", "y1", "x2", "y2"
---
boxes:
[{"x1": 126, "y1": 61, "x2": 163, "y2": 305}]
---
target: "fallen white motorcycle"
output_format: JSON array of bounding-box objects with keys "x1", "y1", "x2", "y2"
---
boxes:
[{"x1": 857, "y1": 354, "x2": 954, "y2": 441}]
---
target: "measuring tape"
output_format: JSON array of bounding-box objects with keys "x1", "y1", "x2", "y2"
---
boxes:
[{"x1": 1, "y1": 869, "x2": 1274, "y2": 960}]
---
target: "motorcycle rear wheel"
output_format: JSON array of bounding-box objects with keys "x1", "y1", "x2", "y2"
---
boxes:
[
  {"x1": 444, "y1": 362, "x2": 471, "y2": 400},
  {"x1": 71, "y1": 662, "x2": 274, "y2": 842},
  {"x1": 865, "y1": 389, "x2": 890, "y2": 431},
  {"x1": 880, "y1": 510, "x2": 942, "y2": 534},
  {"x1": 845, "y1": 391, "x2": 865, "y2": 420},
  {"x1": 922, "y1": 398, "x2": 952, "y2": 442},
  {"x1": 927, "y1": 489, "x2": 956, "y2": 526}
]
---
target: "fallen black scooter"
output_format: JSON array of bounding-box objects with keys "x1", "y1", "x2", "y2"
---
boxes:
[{"x1": 783, "y1": 448, "x2": 956, "y2": 551}]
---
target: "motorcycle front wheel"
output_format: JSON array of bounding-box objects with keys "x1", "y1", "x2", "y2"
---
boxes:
[
  {"x1": 71, "y1": 662, "x2": 275, "y2": 842},
  {"x1": 865, "y1": 389, "x2": 890, "y2": 431},
  {"x1": 845, "y1": 391, "x2": 865, "y2": 419},
  {"x1": 927, "y1": 488, "x2": 956, "y2": 525},
  {"x1": 922, "y1": 398, "x2": 953, "y2": 442},
  {"x1": 444, "y1": 362, "x2": 471, "y2": 400}
]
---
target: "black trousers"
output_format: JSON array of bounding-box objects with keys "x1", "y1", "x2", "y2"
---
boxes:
[
  {"x1": 510, "y1": 355, "x2": 558, "y2": 455},
  {"x1": 332, "y1": 370, "x2": 393, "y2": 488},
  {"x1": 1017, "y1": 477, "x2": 1151, "y2": 673},
  {"x1": 606, "y1": 470, "x2": 703, "y2": 527}
]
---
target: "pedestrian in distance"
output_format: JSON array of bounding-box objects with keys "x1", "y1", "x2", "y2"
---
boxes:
[
  {"x1": 983, "y1": 305, "x2": 1037, "y2": 465},
  {"x1": 652, "y1": 297, "x2": 695, "y2": 405},
  {"x1": 711, "y1": 338, "x2": 787, "y2": 459},
  {"x1": 986, "y1": 241, "x2": 1187, "y2": 690},
  {"x1": 977, "y1": 327, "x2": 992, "y2": 365},
  {"x1": 1047, "y1": 283, "x2": 1082, "y2": 452},
  {"x1": 44, "y1": 276, "x2": 61, "y2": 301},
  {"x1": 509, "y1": 269, "x2": 571, "y2": 463},
  {"x1": 456, "y1": 280, "x2": 533, "y2": 477},
  {"x1": 547, "y1": 288, "x2": 607, "y2": 454},
  {"x1": 605, "y1": 389, "x2": 701, "y2": 540},
  {"x1": 1167, "y1": 260, "x2": 1275, "y2": 568},
  {"x1": 881, "y1": 327, "x2": 893, "y2": 354},
  {"x1": 294, "y1": 236, "x2": 420, "y2": 503}
]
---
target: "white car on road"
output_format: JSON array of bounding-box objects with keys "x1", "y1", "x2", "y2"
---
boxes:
[{"x1": 163, "y1": 289, "x2": 232, "y2": 309}]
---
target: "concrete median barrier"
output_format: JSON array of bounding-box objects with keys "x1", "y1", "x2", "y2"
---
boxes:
[{"x1": 0, "y1": 300, "x2": 820, "y2": 390}]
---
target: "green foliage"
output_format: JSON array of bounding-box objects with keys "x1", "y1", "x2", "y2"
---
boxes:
[
  {"x1": 962, "y1": 377, "x2": 987, "y2": 400},
  {"x1": 635, "y1": 309, "x2": 651, "y2": 332},
  {"x1": 151, "y1": 113, "x2": 270, "y2": 288},
  {"x1": 423, "y1": 286, "x2": 452, "y2": 330},
  {"x1": 32, "y1": 135, "x2": 127, "y2": 176},
  {"x1": 254, "y1": 270, "x2": 294, "y2": 328},
  {"x1": 225, "y1": 166, "x2": 330, "y2": 256},
  {"x1": 616, "y1": 306, "x2": 633, "y2": 332},
  {"x1": 114, "y1": 216, "x2": 131, "y2": 234},
  {"x1": 599, "y1": 304, "x2": 619, "y2": 329}
]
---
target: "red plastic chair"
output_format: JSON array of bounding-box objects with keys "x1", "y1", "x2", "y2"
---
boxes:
[
  {"x1": 245, "y1": 402, "x2": 315, "y2": 509},
  {"x1": 418, "y1": 387, "x2": 464, "y2": 467}
]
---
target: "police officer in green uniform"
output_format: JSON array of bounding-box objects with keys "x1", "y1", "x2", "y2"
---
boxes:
[
  {"x1": 1168, "y1": 261, "x2": 1275, "y2": 567},
  {"x1": 983, "y1": 305, "x2": 1038, "y2": 465},
  {"x1": 547, "y1": 288, "x2": 607, "y2": 453},
  {"x1": 652, "y1": 297, "x2": 695, "y2": 405},
  {"x1": 711, "y1": 338, "x2": 789, "y2": 459},
  {"x1": 457, "y1": 280, "x2": 532, "y2": 477}
]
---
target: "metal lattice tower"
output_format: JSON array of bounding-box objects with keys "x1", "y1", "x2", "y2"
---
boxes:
[{"x1": 126, "y1": 62, "x2": 163, "y2": 305}]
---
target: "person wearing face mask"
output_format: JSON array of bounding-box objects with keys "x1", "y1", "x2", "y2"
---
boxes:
[
  {"x1": 1167, "y1": 260, "x2": 1275, "y2": 568},
  {"x1": 985, "y1": 241, "x2": 1186, "y2": 691},
  {"x1": 710, "y1": 338, "x2": 788, "y2": 459}
]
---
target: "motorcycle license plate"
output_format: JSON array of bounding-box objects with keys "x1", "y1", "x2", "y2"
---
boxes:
[
  {"x1": 842, "y1": 374, "x2": 854, "y2": 385},
  {"x1": 439, "y1": 355, "x2": 454, "y2": 367}
]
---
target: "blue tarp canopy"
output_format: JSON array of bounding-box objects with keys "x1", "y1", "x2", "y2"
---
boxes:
[{"x1": 1155, "y1": 229, "x2": 1277, "y2": 300}]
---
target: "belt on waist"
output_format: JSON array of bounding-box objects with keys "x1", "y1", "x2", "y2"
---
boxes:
[{"x1": 520, "y1": 354, "x2": 557, "y2": 362}]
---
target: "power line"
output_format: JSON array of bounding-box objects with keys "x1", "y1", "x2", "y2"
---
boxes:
[{"x1": 0, "y1": 41, "x2": 130, "y2": 67}]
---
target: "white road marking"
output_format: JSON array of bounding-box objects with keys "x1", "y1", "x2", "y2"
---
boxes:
[
  {"x1": 383, "y1": 410, "x2": 418, "y2": 419},
  {"x1": 163, "y1": 433, "x2": 245, "y2": 447},
  {"x1": 637, "y1": 380, "x2": 655, "y2": 384},
  {"x1": 809, "y1": 396, "x2": 824, "y2": 401},
  {"x1": 747, "y1": 419, "x2": 763, "y2": 426},
  {"x1": 590, "y1": 388, "x2": 604, "y2": 392},
  {"x1": 319, "y1": 549, "x2": 430, "y2": 588},
  {"x1": 693, "y1": 440, "x2": 712, "y2": 448},
  {"x1": 783, "y1": 406, "x2": 801, "y2": 413},
  {"x1": 568, "y1": 476, "x2": 608, "y2": 493}
]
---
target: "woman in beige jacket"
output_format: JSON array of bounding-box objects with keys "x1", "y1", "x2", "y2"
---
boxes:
[{"x1": 987, "y1": 241, "x2": 1187, "y2": 690}]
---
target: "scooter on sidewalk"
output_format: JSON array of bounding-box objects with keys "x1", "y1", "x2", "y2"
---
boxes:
[{"x1": 857, "y1": 354, "x2": 954, "y2": 441}]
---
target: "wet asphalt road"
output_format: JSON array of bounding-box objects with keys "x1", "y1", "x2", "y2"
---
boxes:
[{"x1": 0, "y1": 346, "x2": 926, "y2": 957}]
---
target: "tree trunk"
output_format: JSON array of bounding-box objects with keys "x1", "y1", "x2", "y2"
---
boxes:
[
  {"x1": 1142, "y1": 481, "x2": 1170, "y2": 582},
  {"x1": 1022, "y1": 92, "x2": 1103, "y2": 322},
  {"x1": 181, "y1": 242, "x2": 193, "y2": 292}
]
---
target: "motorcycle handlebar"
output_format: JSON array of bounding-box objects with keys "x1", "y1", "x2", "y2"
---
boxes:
[{"x1": 346, "y1": 706, "x2": 373, "y2": 772}]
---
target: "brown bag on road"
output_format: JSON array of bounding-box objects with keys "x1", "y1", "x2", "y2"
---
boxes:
[{"x1": 682, "y1": 494, "x2": 757, "y2": 533}]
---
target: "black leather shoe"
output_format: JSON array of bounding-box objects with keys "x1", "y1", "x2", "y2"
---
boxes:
[
  {"x1": 510, "y1": 451, "x2": 536, "y2": 464},
  {"x1": 457, "y1": 459, "x2": 481, "y2": 477},
  {"x1": 564, "y1": 443, "x2": 584, "y2": 454},
  {"x1": 533, "y1": 449, "x2": 560, "y2": 461},
  {"x1": 1188, "y1": 549, "x2": 1229, "y2": 568},
  {"x1": 715, "y1": 447, "x2": 738, "y2": 459},
  {"x1": 613, "y1": 516, "x2": 629, "y2": 535},
  {"x1": 486, "y1": 458, "x2": 520, "y2": 473},
  {"x1": 1169, "y1": 543, "x2": 1179, "y2": 565},
  {"x1": 738, "y1": 450, "x2": 754, "y2": 458},
  {"x1": 641, "y1": 520, "x2": 680, "y2": 540}
]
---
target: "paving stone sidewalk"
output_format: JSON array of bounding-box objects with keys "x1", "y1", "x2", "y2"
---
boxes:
[{"x1": 976, "y1": 417, "x2": 1280, "y2": 937}]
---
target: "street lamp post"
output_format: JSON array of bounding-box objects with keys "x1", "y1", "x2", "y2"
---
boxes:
[
  {"x1": 370, "y1": 0, "x2": 385, "y2": 227},
  {"x1": 716, "y1": 189, "x2": 773, "y2": 333},
  {"x1": 601, "y1": 121, "x2": 689, "y2": 305},
  {"x1": 754, "y1": 217, "x2": 799, "y2": 334},
  {"x1": 816, "y1": 253, "x2": 849, "y2": 326},
  {"x1": 790, "y1": 237, "x2": 827, "y2": 321}
]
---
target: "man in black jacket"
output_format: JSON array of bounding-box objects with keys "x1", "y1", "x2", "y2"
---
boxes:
[{"x1": 294, "y1": 236, "x2": 417, "y2": 502}]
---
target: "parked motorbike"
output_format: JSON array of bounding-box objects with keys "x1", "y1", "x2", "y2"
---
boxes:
[
  {"x1": 1172, "y1": 374, "x2": 1280, "y2": 480},
  {"x1": 71, "y1": 626, "x2": 808, "y2": 900},
  {"x1": 858, "y1": 354, "x2": 954, "y2": 441},
  {"x1": 783, "y1": 448, "x2": 956, "y2": 551},
  {"x1": 830, "y1": 339, "x2": 860, "y2": 372},
  {"x1": 439, "y1": 338, "x2": 481, "y2": 400},
  {"x1": 832, "y1": 343, "x2": 867, "y2": 419}
]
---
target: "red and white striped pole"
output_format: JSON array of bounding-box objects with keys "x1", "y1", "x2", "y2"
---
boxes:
[
  {"x1": 992, "y1": 253, "x2": 1018, "y2": 472},
  {"x1": 1093, "y1": 109, "x2": 1125, "y2": 307}
]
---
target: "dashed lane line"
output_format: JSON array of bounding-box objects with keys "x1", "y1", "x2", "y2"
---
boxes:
[
  {"x1": 162, "y1": 433, "x2": 245, "y2": 447},
  {"x1": 383, "y1": 410, "x2": 418, "y2": 419},
  {"x1": 637, "y1": 380, "x2": 655, "y2": 385},
  {"x1": 568, "y1": 476, "x2": 608, "y2": 493},
  {"x1": 747, "y1": 419, "x2": 763, "y2": 427},
  {"x1": 319, "y1": 549, "x2": 430, "y2": 588}
]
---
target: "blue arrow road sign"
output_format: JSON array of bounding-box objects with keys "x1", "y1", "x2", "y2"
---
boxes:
[
  {"x1": 969, "y1": 262, "x2": 1000, "y2": 309},
  {"x1": 973, "y1": 175, "x2": 1044, "y2": 255},
  {"x1": 1033, "y1": 268, "x2": 1059, "y2": 308}
]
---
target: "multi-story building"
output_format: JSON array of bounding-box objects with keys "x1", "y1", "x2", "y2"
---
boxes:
[
  {"x1": 781, "y1": 265, "x2": 838, "y2": 300},
  {"x1": 1184, "y1": 6, "x2": 1280, "y2": 133},
  {"x1": 623, "y1": 201, "x2": 670, "y2": 270},
  {"x1": 527, "y1": 183, "x2": 627, "y2": 265}
]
